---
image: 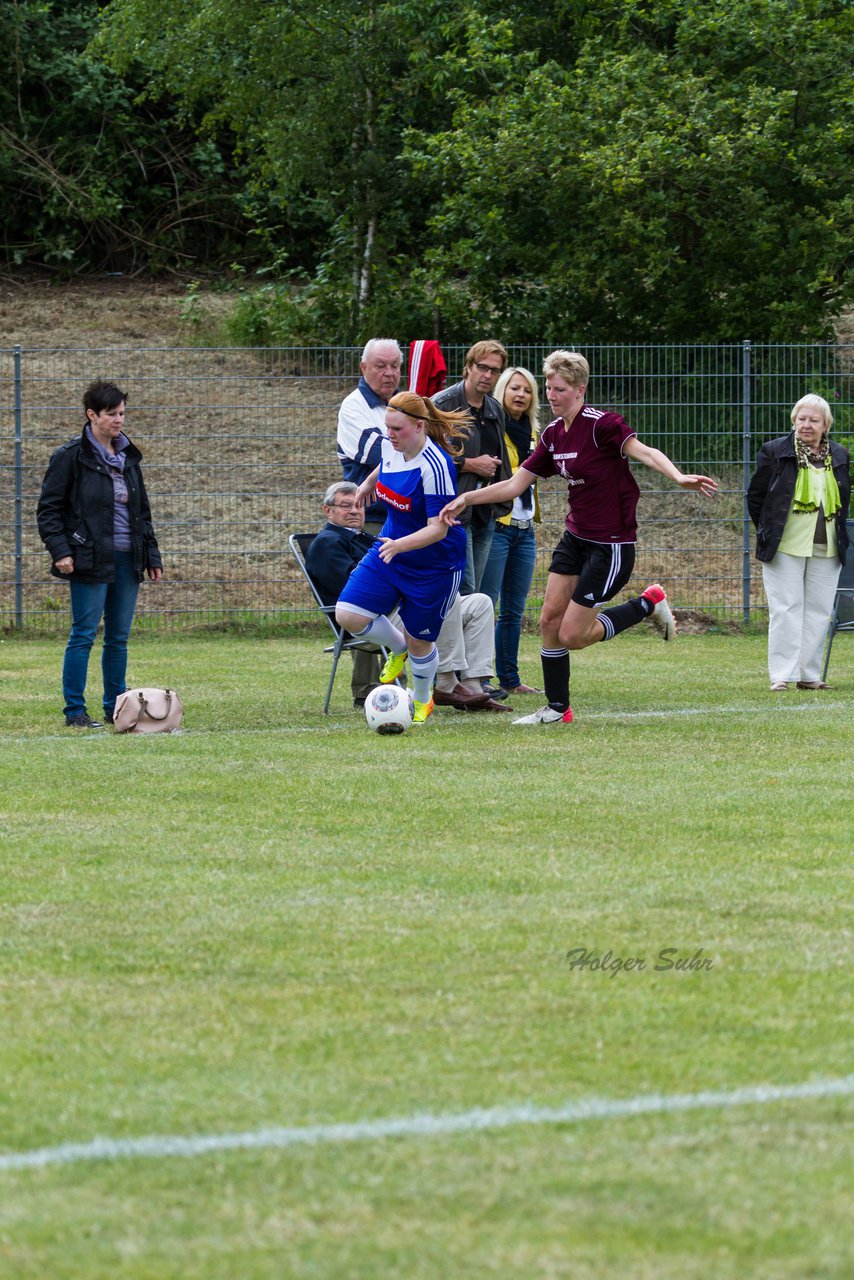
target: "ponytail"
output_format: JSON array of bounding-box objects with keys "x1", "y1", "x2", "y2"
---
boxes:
[{"x1": 387, "y1": 391, "x2": 471, "y2": 457}]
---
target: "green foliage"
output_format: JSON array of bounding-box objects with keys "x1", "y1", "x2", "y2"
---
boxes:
[
  {"x1": 174, "y1": 279, "x2": 234, "y2": 345},
  {"x1": 0, "y1": 0, "x2": 250, "y2": 272},
  {"x1": 16, "y1": 0, "x2": 854, "y2": 338},
  {"x1": 95, "y1": 0, "x2": 459, "y2": 314},
  {"x1": 408, "y1": 0, "x2": 854, "y2": 341},
  {"x1": 225, "y1": 266, "x2": 440, "y2": 347}
]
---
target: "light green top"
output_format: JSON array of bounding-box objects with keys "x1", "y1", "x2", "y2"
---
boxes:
[{"x1": 778, "y1": 465, "x2": 838, "y2": 558}]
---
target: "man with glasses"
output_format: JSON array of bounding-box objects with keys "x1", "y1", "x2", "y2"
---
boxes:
[
  {"x1": 306, "y1": 481, "x2": 509, "y2": 712},
  {"x1": 337, "y1": 337, "x2": 403, "y2": 536},
  {"x1": 433, "y1": 340, "x2": 512, "y2": 596},
  {"x1": 307, "y1": 480, "x2": 388, "y2": 705}
]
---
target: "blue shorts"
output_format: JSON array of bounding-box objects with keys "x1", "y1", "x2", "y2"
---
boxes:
[{"x1": 338, "y1": 547, "x2": 462, "y2": 642}]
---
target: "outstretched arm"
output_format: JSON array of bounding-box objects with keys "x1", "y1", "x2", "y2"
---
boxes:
[
  {"x1": 623, "y1": 437, "x2": 718, "y2": 496},
  {"x1": 439, "y1": 466, "x2": 535, "y2": 524}
]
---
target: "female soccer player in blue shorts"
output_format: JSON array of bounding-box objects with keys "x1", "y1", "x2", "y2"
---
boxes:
[
  {"x1": 440, "y1": 350, "x2": 719, "y2": 726},
  {"x1": 336, "y1": 390, "x2": 471, "y2": 723}
]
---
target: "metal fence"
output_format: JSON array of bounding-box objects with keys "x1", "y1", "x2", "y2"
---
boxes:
[{"x1": 2, "y1": 341, "x2": 852, "y2": 631}]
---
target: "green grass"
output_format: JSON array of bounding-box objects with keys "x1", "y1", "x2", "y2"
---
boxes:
[{"x1": 0, "y1": 631, "x2": 852, "y2": 1279}]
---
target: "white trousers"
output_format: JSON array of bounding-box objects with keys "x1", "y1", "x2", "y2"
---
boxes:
[
  {"x1": 761, "y1": 550, "x2": 841, "y2": 683},
  {"x1": 436, "y1": 592, "x2": 495, "y2": 681}
]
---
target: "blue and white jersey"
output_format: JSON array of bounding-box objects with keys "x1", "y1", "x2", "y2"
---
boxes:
[{"x1": 376, "y1": 437, "x2": 466, "y2": 572}]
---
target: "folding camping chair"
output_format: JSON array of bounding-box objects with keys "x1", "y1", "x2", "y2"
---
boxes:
[
  {"x1": 289, "y1": 532, "x2": 389, "y2": 713},
  {"x1": 821, "y1": 518, "x2": 854, "y2": 682}
]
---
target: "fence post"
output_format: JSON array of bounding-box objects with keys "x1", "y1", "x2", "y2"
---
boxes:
[
  {"x1": 13, "y1": 344, "x2": 23, "y2": 628},
  {"x1": 741, "y1": 339, "x2": 752, "y2": 625}
]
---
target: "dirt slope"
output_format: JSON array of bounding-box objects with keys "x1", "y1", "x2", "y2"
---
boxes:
[{"x1": 0, "y1": 275, "x2": 228, "y2": 348}]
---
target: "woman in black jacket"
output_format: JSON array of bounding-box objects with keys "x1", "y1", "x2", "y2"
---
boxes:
[
  {"x1": 747, "y1": 394, "x2": 850, "y2": 691},
  {"x1": 37, "y1": 380, "x2": 162, "y2": 728}
]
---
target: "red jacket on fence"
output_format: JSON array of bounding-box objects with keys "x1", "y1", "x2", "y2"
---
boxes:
[{"x1": 408, "y1": 340, "x2": 446, "y2": 397}]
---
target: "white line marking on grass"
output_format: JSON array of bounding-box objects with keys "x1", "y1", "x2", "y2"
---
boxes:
[
  {"x1": 4, "y1": 700, "x2": 849, "y2": 746},
  {"x1": 2, "y1": 1075, "x2": 852, "y2": 1173},
  {"x1": 582, "y1": 701, "x2": 851, "y2": 721}
]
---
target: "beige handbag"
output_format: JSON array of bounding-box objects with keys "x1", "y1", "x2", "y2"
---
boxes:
[{"x1": 113, "y1": 687, "x2": 184, "y2": 734}]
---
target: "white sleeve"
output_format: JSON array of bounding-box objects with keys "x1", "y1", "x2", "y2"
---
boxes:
[
  {"x1": 337, "y1": 390, "x2": 384, "y2": 465},
  {"x1": 419, "y1": 444, "x2": 457, "y2": 504}
]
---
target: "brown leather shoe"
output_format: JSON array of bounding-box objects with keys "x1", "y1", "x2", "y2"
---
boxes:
[
  {"x1": 502, "y1": 683, "x2": 542, "y2": 695},
  {"x1": 469, "y1": 697, "x2": 514, "y2": 712},
  {"x1": 796, "y1": 680, "x2": 831, "y2": 690},
  {"x1": 433, "y1": 683, "x2": 490, "y2": 709}
]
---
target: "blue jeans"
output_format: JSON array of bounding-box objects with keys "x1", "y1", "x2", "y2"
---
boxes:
[
  {"x1": 62, "y1": 551, "x2": 140, "y2": 720},
  {"x1": 461, "y1": 522, "x2": 495, "y2": 595},
  {"x1": 479, "y1": 522, "x2": 537, "y2": 689}
]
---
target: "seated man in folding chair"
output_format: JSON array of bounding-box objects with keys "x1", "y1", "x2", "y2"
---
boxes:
[
  {"x1": 306, "y1": 481, "x2": 510, "y2": 712},
  {"x1": 307, "y1": 481, "x2": 386, "y2": 707}
]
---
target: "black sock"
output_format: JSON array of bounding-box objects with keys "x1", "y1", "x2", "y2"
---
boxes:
[
  {"x1": 541, "y1": 647, "x2": 570, "y2": 711},
  {"x1": 598, "y1": 595, "x2": 649, "y2": 641}
]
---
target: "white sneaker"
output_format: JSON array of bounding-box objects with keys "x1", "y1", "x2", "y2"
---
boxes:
[
  {"x1": 512, "y1": 705, "x2": 574, "y2": 725},
  {"x1": 642, "y1": 583, "x2": 676, "y2": 640}
]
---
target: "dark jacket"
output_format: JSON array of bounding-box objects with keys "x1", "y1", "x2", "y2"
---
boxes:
[
  {"x1": 432, "y1": 380, "x2": 512, "y2": 527},
  {"x1": 305, "y1": 522, "x2": 374, "y2": 606},
  {"x1": 747, "y1": 432, "x2": 850, "y2": 564},
  {"x1": 37, "y1": 429, "x2": 162, "y2": 583}
]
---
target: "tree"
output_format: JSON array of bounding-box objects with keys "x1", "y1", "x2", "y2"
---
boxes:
[
  {"x1": 0, "y1": 0, "x2": 248, "y2": 273},
  {"x1": 95, "y1": 0, "x2": 467, "y2": 330},
  {"x1": 91, "y1": 0, "x2": 854, "y2": 339},
  {"x1": 407, "y1": 0, "x2": 854, "y2": 340}
]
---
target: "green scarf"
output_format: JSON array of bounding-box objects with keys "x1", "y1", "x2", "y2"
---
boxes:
[{"x1": 792, "y1": 450, "x2": 841, "y2": 518}]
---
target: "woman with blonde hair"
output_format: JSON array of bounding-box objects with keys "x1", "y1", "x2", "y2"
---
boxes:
[
  {"x1": 480, "y1": 366, "x2": 542, "y2": 695},
  {"x1": 748, "y1": 393, "x2": 850, "y2": 690},
  {"x1": 336, "y1": 392, "x2": 470, "y2": 722}
]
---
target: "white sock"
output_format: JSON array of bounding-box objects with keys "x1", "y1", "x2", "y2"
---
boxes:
[
  {"x1": 356, "y1": 614, "x2": 406, "y2": 652},
  {"x1": 410, "y1": 646, "x2": 439, "y2": 703}
]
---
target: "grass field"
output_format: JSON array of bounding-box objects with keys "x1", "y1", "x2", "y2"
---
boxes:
[{"x1": 1, "y1": 628, "x2": 852, "y2": 1279}]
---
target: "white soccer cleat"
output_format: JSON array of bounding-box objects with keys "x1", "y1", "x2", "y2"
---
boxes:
[
  {"x1": 512, "y1": 705, "x2": 574, "y2": 726},
  {"x1": 642, "y1": 583, "x2": 676, "y2": 640}
]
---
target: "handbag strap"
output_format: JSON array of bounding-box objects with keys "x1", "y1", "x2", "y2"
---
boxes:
[{"x1": 125, "y1": 689, "x2": 175, "y2": 724}]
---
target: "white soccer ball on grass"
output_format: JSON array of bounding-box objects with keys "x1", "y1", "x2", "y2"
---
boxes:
[{"x1": 364, "y1": 684, "x2": 414, "y2": 735}]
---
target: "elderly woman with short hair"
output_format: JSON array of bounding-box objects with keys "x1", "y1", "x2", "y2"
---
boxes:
[{"x1": 748, "y1": 393, "x2": 850, "y2": 690}]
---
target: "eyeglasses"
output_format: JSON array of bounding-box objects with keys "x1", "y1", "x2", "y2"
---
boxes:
[
  {"x1": 332, "y1": 501, "x2": 358, "y2": 511},
  {"x1": 473, "y1": 362, "x2": 503, "y2": 376}
]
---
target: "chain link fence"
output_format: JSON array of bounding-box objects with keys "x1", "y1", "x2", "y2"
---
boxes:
[{"x1": 2, "y1": 341, "x2": 852, "y2": 631}]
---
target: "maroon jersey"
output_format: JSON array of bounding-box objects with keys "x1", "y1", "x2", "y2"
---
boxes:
[{"x1": 522, "y1": 405, "x2": 639, "y2": 543}]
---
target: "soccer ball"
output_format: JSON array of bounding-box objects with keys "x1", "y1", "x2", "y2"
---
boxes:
[{"x1": 364, "y1": 684, "x2": 414, "y2": 735}]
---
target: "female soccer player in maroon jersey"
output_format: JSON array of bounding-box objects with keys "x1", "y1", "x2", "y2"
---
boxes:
[{"x1": 440, "y1": 350, "x2": 718, "y2": 725}]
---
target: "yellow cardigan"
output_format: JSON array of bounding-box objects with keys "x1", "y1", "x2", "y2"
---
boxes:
[{"x1": 496, "y1": 428, "x2": 541, "y2": 527}]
